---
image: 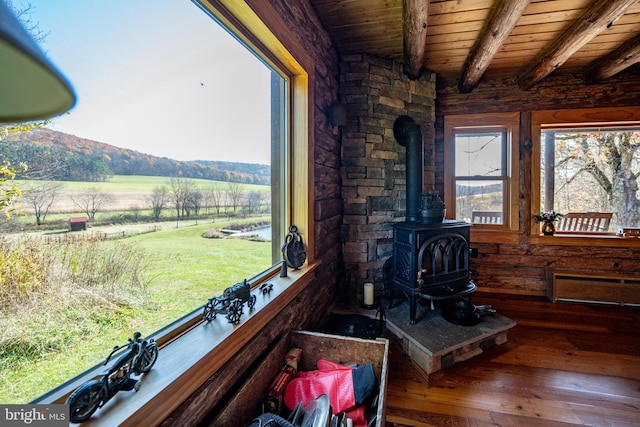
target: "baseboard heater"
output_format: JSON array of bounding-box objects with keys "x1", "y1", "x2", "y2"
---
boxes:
[{"x1": 547, "y1": 269, "x2": 640, "y2": 306}]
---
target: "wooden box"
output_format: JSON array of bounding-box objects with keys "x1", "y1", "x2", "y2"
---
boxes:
[{"x1": 214, "y1": 330, "x2": 389, "y2": 426}]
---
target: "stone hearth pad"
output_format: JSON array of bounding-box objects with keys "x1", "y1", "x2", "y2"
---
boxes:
[{"x1": 384, "y1": 300, "x2": 516, "y2": 374}]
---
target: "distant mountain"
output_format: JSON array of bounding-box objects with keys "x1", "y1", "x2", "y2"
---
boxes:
[{"x1": 1, "y1": 128, "x2": 269, "y2": 184}]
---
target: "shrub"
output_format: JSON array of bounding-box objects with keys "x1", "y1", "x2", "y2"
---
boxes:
[{"x1": 0, "y1": 236, "x2": 152, "y2": 372}]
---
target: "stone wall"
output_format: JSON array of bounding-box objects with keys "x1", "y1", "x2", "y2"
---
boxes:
[{"x1": 339, "y1": 54, "x2": 436, "y2": 305}]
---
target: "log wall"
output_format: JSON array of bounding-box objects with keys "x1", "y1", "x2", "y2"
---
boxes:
[{"x1": 436, "y1": 68, "x2": 640, "y2": 295}]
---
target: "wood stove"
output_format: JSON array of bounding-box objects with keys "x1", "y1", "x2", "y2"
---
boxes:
[
  {"x1": 389, "y1": 115, "x2": 475, "y2": 324},
  {"x1": 391, "y1": 220, "x2": 476, "y2": 324}
]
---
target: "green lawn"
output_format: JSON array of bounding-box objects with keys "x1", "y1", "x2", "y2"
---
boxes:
[{"x1": 0, "y1": 218, "x2": 273, "y2": 403}]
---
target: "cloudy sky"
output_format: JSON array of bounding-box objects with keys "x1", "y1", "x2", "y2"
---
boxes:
[{"x1": 25, "y1": 0, "x2": 272, "y2": 164}]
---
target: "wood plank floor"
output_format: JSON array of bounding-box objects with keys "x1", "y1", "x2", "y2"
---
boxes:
[{"x1": 384, "y1": 293, "x2": 640, "y2": 427}]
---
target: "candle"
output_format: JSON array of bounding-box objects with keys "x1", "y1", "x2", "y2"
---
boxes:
[{"x1": 363, "y1": 282, "x2": 374, "y2": 305}]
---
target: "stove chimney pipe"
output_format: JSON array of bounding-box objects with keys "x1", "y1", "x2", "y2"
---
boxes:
[{"x1": 394, "y1": 115, "x2": 423, "y2": 222}]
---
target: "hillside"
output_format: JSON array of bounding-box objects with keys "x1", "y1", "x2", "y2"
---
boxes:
[{"x1": 1, "y1": 128, "x2": 269, "y2": 185}]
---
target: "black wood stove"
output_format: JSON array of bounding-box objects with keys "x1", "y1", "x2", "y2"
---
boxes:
[
  {"x1": 389, "y1": 116, "x2": 476, "y2": 324},
  {"x1": 391, "y1": 220, "x2": 476, "y2": 324}
]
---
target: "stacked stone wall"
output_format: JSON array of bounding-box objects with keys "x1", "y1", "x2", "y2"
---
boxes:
[{"x1": 339, "y1": 54, "x2": 436, "y2": 304}]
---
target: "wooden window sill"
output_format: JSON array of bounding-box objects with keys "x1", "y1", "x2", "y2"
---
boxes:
[
  {"x1": 33, "y1": 262, "x2": 319, "y2": 426},
  {"x1": 530, "y1": 233, "x2": 640, "y2": 247}
]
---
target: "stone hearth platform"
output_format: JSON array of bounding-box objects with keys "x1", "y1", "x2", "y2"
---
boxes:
[{"x1": 384, "y1": 300, "x2": 516, "y2": 375}]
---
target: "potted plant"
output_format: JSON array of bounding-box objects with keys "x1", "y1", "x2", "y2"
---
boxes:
[{"x1": 535, "y1": 211, "x2": 563, "y2": 235}]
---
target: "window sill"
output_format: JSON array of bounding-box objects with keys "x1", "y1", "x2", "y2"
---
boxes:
[
  {"x1": 34, "y1": 262, "x2": 319, "y2": 426},
  {"x1": 530, "y1": 233, "x2": 640, "y2": 247}
]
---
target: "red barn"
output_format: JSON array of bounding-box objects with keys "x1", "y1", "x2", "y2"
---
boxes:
[{"x1": 68, "y1": 217, "x2": 87, "y2": 232}]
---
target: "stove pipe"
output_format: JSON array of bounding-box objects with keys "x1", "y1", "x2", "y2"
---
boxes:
[{"x1": 393, "y1": 115, "x2": 423, "y2": 222}]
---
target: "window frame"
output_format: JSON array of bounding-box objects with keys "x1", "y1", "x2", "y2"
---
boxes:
[
  {"x1": 531, "y1": 106, "x2": 640, "y2": 246},
  {"x1": 444, "y1": 112, "x2": 520, "y2": 243},
  {"x1": 31, "y1": 0, "x2": 317, "y2": 422}
]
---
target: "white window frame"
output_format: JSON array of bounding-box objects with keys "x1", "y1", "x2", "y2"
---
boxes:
[{"x1": 444, "y1": 112, "x2": 520, "y2": 243}]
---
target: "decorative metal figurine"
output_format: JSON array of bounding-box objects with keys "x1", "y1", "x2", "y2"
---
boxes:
[
  {"x1": 66, "y1": 331, "x2": 158, "y2": 424},
  {"x1": 203, "y1": 279, "x2": 257, "y2": 324},
  {"x1": 281, "y1": 225, "x2": 307, "y2": 270},
  {"x1": 260, "y1": 282, "x2": 274, "y2": 294}
]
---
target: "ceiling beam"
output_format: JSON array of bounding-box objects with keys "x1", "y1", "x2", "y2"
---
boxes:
[
  {"x1": 517, "y1": 0, "x2": 639, "y2": 90},
  {"x1": 458, "y1": 0, "x2": 530, "y2": 94},
  {"x1": 403, "y1": 0, "x2": 429, "y2": 80},
  {"x1": 583, "y1": 33, "x2": 640, "y2": 83}
]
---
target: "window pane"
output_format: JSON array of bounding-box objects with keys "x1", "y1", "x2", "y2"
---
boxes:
[
  {"x1": 455, "y1": 180, "x2": 503, "y2": 224},
  {"x1": 454, "y1": 132, "x2": 504, "y2": 177},
  {"x1": 540, "y1": 128, "x2": 640, "y2": 231},
  {"x1": 0, "y1": 1, "x2": 287, "y2": 403}
]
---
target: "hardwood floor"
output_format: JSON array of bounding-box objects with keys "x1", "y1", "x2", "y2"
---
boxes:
[{"x1": 384, "y1": 293, "x2": 640, "y2": 427}]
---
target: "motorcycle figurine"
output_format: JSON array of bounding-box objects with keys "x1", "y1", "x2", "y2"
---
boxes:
[{"x1": 66, "y1": 331, "x2": 158, "y2": 424}]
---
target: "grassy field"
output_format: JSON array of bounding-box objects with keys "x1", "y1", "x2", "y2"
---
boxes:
[
  {"x1": 0, "y1": 216, "x2": 272, "y2": 403},
  {"x1": 10, "y1": 174, "x2": 270, "y2": 230},
  {"x1": 17, "y1": 175, "x2": 269, "y2": 194}
]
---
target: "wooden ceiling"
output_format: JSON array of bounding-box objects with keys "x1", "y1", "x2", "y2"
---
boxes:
[{"x1": 308, "y1": 0, "x2": 640, "y2": 92}]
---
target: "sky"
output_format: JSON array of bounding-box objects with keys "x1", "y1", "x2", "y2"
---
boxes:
[{"x1": 22, "y1": 0, "x2": 272, "y2": 164}]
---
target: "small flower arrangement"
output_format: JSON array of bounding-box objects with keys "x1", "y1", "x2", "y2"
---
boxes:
[{"x1": 535, "y1": 211, "x2": 563, "y2": 222}]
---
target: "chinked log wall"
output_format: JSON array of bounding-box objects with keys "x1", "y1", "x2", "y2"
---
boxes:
[{"x1": 435, "y1": 68, "x2": 640, "y2": 297}]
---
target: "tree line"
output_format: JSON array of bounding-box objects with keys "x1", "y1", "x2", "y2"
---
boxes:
[
  {"x1": 21, "y1": 178, "x2": 269, "y2": 226},
  {"x1": 1, "y1": 128, "x2": 270, "y2": 184}
]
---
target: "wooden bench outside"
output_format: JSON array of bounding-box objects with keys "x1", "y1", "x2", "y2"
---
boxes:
[
  {"x1": 471, "y1": 211, "x2": 502, "y2": 224},
  {"x1": 556, "y1": 212, "x2": 612, "y2": 232}
]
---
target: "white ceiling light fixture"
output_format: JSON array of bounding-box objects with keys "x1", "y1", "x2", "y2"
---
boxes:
[{"x1": 0, "y1": 0, "x2": 76, "y2": 123}]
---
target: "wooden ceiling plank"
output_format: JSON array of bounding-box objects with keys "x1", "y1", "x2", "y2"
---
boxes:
[
  {"x1": 428, "y1": 0, "x2": 494, "y2": 15},
  {"x1": 403, "y1": 0, "x2": 430, "y2": 79},
  {"x1": 584, "y1": 33, "x2": 640, "y2": 83},
  {"x1": 458, "y1": 0, "x2": 531, "y2": 93},
  {"x1": 517, "y1": 0, "x2": 639, "y2": 90},
  {"x1": 521, "y1": 0, "x2": 593, "y2": 16},
  {"x1": 426, "y1": 20, "x2": 486, "y2": 36}
]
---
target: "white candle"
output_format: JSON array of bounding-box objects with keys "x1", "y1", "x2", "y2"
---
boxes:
[{"x1": 364, "y1": 282, "x2": 374, "y2": 305}]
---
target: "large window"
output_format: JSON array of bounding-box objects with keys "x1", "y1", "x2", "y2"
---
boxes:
[
  {"x1": 0, "y1": 0, "x2": 309, "y2": 404},
  {"x1": 532, "y1": 107, "x2": 640, "y2": 237},
  {"x1": 540, "y1": 127, "x2": 640, "y2": 233},
  {"x1": 444, "y1": 113, "x2": 520, "y2": 234}
]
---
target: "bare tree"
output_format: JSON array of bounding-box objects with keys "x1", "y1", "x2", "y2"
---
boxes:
[
  {"x1": 22, "y1": 182, "x2": 63, "y2": 225},
  {"x1": 246, "y1": 191, "x2": 265, "y2": 214},
  {"x1": 226, "y1": 181, "x2": 245, "y2": 213},
  {"x1": 207, "y1": 184, "x2": 226, "y2": 215},
  {"x1": 70, "y1": 187, "x2": 112, "y2": 221},
  {"x1": 552, "y1": 130, "x2": 640, "y2": 227},
  {"x1": 169, "y1": 177, "x2": 197, "y2": 219},
  {"x1": 148, "y1": 185, "x2": 168, "y2": 221},
  {"x1": 185, "y1": 188, "x2": 202, "y2": 217}
]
